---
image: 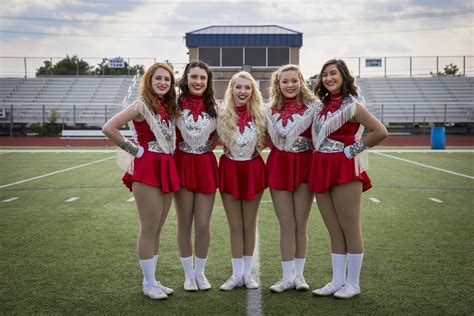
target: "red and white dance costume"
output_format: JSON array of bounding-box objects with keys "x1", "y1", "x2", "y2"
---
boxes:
[
  {"x1": 218, "y1": 105, "x2": 267, "y2": 201},
  {"x1": 175, "y1": 93, "x2": 218, "y2": 193},
  {"x1": 122, "y1": 98, "x2": 180, "y2": 193},
  {"x1": 266, "y1": 98, "x2": 317, "y2": 191},
  {"x1": 309, "y1": 93, "x2": 371, "y2": 192}
]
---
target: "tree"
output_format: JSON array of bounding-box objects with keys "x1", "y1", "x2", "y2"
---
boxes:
[
  {"x1": 430, "y1": 63, "x2": 460, "y2": 77},
  {"x1": 36, "y1": 55, "x2": 93, "y2": 76},
  {"x1": 94, "y1": 59, "x2": 145, "y2": 76}
]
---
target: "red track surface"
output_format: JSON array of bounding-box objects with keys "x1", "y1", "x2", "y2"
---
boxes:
[{"x1": 0, "y1": 135, "x2": 473, "y2": 147}]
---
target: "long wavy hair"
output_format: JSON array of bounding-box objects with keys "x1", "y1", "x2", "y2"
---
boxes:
[
  {"x1": 139, "y1": 62, "x2": 179, "y2": 118},
  {"x1": 177, "y1": 60, "x2": 217, "y2": 117},
  {"x1": 314, "y1": 59, "x2": 358, "y2": 103},
  {"x1": 269, "y1": 64, "x2": 316, "y2": 110},
  {"x1": 218, "y1": 71, "x2": 266, "y2": 151}
]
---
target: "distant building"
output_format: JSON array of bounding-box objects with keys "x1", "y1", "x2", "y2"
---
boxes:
[{"x1": 185, "y1": 25, "x2": 303, "y2": 99}]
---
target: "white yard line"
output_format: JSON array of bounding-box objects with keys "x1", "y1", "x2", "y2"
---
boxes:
[
  {"x1": 65, "y1": 197, "x2": 79, "y2": 203},
  {"x1": 0, "y1": 156, "x2": 115, "y2": 189},
  {"x1": 429, "y1": 198, "x2": 443, "y2": 203},
  {"x1": 247, "y1": 228, "x2": 262, "y2": 316},
  {"x1": 127, "y1": 197, "x2": 135, "y2": 202},
  {"x1": 2, "y1": 197, "x2": 18, "y2": 202},
  {"x1": 369, "y1": 197, "x2": 380, "y2": 203},
  {"x1": 374, "y1": 152, "x2": 474, "y2": 179},
  {"x1": 0, "y1": 149, "x2": 116, "y2": 153}
]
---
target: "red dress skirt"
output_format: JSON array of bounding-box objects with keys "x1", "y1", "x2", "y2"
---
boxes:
[
  {"x1": 122, "y1": 119, "x2": 180, "y2": 193},
  {"x1": 219, "y1": 154, "x2": 267, "y2": 200},
  {"x1": 308, "y1": 151, "x2": 371, "y2": 193},
  {"x1": 266, "y1": 147, "x2": 312, "y2": 191},
  {"x1": 174, "y1": 148, "x2": 218, "y2": 194},
  {"x1": 308, "y1": 121, "x2": 372, "y2": 193},
  {"x1": 123, "y1": 152, "x2": 180, "y2": 193}
]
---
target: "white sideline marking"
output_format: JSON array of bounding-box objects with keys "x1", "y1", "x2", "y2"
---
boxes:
[
  {"x1": 65, "y1": 197, "x2": 79, "y2": 203},
  {"x1": 2, "y1": 197, "x2": 18, "y2": 202},
  {"x1": 261, "y1": 200, "x2": 272, "y2": 203},
  {"x1": 247, "y1": 228, "x2": 261, "y2": 316},
  {"x1": 429, "y1": 198, "x2": 443, "y2": 203},
  {"x1": 0, "y1": 156, "x2": 115, "y2": 189},
  {"x1": 127, "y1": 197, "x2": 135, "y2": 202},
  {"x1": 369, "y1": 197, "x2": 380, "y2": 203},
  {"x1": 374, "y1": 152, "x2": 474, "y2": 179}
]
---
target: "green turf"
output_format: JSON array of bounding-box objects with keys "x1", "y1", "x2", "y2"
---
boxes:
[{"x1": 1, "y1": 149, "x2": 473, "y2": 314}]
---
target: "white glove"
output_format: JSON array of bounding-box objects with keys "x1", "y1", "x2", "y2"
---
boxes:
[
  {"x1": 136, "y1": 146, "x2": 144, "y2": 158},
  {"x1": 343, "y1": 146, "x2": 353, "y2": 159}
]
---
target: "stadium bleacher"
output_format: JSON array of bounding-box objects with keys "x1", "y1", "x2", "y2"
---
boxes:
[
  {"x1": 0, "y1": 75, "x2": 472, "y2": 128},
  {"x1": 0, "y1": 76, "x2": 139, "y2": 126},
  {"x1": 357, "y1": 76, "x2": 473, "y2": 124}
]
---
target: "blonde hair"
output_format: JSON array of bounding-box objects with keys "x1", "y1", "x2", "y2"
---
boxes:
[
  {"x1": 218, "y1": 71, "x2": 266, "y2": 151},
  {"x1": 269, "y1": 64, "x2": 316, "y2": 109}
]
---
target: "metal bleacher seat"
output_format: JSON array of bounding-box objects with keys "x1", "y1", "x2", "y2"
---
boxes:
[
  {"x1": 358, "y1": 76, "x2": 473, "y2": 124},
  {"x1": 0, "y1": 75, "x2": 138, "y2": 127}
]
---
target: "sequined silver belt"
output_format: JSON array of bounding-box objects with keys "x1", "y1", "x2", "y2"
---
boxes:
[
  {"x1": 317, "y1": 138, "x2": 344, "y2": 153},
  {"x1": 287, "y1": 136, "x2": 313, "y2": 153},
  {"x1": 224, "y1": 148, "x2": 259, "y2": 161},
  {"x1": 148, "y1": 141, "x2": 165, "y2": 153},
  {"x1": 178, "y1": 140, "x2": 212, "y2": 154}
]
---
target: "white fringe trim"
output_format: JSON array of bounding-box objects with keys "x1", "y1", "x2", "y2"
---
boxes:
[
  {"x1": 116, "y1": 98, "x2": 176, "y2": 174},
  {"x1": 266, "y1": 100, "x2": 317, "y2": 151},
  {"x1": 313, "y1": 96, "x2": 369, "y2": 176},
  {"x1": 176, "y1": 110, "x2": 217, "y2": 150}
]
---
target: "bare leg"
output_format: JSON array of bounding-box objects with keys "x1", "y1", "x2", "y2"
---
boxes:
[
  {"x1": 193, "y1": 192, "x2": 215, "y2": 259},
  {"x1": 132, "y1": 182, "x2": 169, "y2": 260},
  {"x1": 154, "y1": 192, "x2": 173, "y2": 255},
  {"x1": 293, "y1": 183, "x2": 313, "y2": 259},
  {"x1": 221, "y1": 192, "x2": 244, "y2": 258},
  {"x1": 331, "y1": 181, "x2": 364, "y2": 253},
  {"x1": 175, "y1": 187, "x2": 195, "y2": 257},
  {"x1": 270, "y1": 189, "x2": 296, "y2": 261},
  {"x1": 242, "y1": 192, "x2": 263, "y2": 256},
  {"x1": 315, "y1": 191, "x2": 347, "y2": 254}
]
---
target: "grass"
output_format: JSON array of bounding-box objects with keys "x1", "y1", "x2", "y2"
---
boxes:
[{"x1": 0, "y1": 148, "x2": 473, "y2": 315}]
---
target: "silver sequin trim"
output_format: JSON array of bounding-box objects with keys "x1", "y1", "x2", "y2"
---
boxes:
[
  {"x1": 178, "y1": 140, "x2": 212, "y2": 154},
  {"x1": 317, "y1": 138, "x2": 344, "y2": 153},
  {"x1": 287, "y1": 136, "x2": 313, "y2": 153},
  {"x1": 148, "y1": 141, "x2": 165, "y2": 153},
  {"x1": 224, "y1": 147, "x2": 258, "y2": 161},
  {"x1": 349, "y1": 140, "x2": 368, "y2": 157}
]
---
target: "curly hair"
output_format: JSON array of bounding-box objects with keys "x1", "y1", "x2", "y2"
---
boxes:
[
  {"x1": 139, "y1": 62, "x2": 179, "y2": 118},
  {"x1": 269, "y1": 64, "x2": 316, "y2": 109},
  {"x1": 314, "y1": 59, "x2": 358, "y2": 103},
  {"x1": 177, "y1": 60, "x2": 217, "y2": 117},
  {"x1": 218, "y1": 71, "x2": 266, "y2": 151}
]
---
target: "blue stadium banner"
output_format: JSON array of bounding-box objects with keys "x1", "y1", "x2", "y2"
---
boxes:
[
  {"x1": 107, "y1": 57, "x2": 125, "y2": 68},
  {"x1": 365, "y1": 58, "x2": 382, "y2": 67}
]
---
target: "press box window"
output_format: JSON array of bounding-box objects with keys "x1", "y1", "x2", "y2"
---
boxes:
[
  {"x1": 245, "y1": 48, "x2": 266, "y2": 66},
  {"x1": 222, "y1": 47, "x2": 243, "y2": 67},
  {"x1": 199, "y1": 48, "x2": 220, "y2": 66},
  {"x1": 268, "y1": 47, "x2": 289, "y2": 66}
]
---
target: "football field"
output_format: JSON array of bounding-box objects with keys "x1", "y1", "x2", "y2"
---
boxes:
[{"x1": 1, "y1": 148, "x2": 473, "y2": 315}]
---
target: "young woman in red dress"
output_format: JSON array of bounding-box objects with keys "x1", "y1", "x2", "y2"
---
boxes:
[
  {"x1": 217, "y1": 71, "x2": 267, "y2": 291},
  {"x1": 174, "y1": 61, "x2": 218, "y2": 291},
  {"x1": 102, "y1": 63, "x2": 180, "y2": 300},
  {"x1": 309, "y1": 59, "x2": 388, "y2": 299},
  {"x1": 266, "y1": 64, "x2": 318, "y2": 293}
]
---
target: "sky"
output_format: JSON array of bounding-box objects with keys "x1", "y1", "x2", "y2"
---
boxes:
[{"x1": 0, "y1": 0, "x2": 473, "y2": 78}]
